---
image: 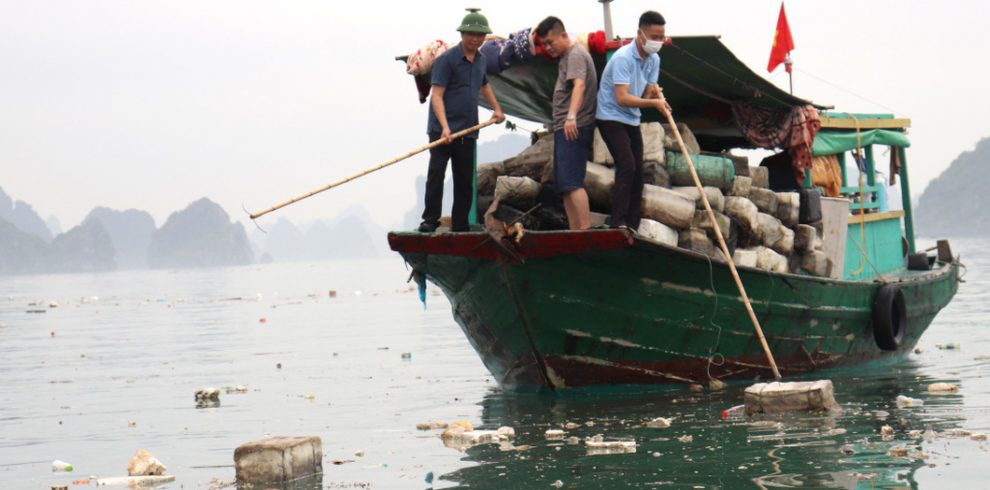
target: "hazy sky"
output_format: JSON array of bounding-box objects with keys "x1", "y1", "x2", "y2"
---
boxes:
[{"x1": 2, "y1": 1, "x2": 987, "y2": 231}]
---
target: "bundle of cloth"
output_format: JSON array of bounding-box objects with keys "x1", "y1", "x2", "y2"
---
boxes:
[
  {"x1": 479, "y1": 28, "x2": 539, "y2": 75},
  {"x1": 404, "y1": 28, "x2": 610, "y2": 102},
  {"x1": 732, "y1": 103, "x2": 822, "y2": 186}
]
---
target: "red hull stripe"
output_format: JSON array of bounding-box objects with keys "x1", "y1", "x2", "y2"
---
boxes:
[{"x1": 388, "y1": 230, "x2": 635, "y2": 260}]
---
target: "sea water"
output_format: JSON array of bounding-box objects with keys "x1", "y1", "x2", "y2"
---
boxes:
[{"x1": 1, "y1": 238, "x2": 987, "y2": 489}]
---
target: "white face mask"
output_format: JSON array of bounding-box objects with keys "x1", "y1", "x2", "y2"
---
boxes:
[{"x1": 640, "y1": 30, "x2": 664, "y2": 54}]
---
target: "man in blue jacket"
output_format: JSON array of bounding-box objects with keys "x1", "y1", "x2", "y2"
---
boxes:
[{"x1": 595, "y1": 11, "x2": 671, "y2": 230}]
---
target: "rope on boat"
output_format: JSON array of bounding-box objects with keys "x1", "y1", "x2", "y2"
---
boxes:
[
  {"x1": 700, "y1": 253, "x2": 727, "y2": 381},
  {"x1": 846, "y1": 113, "x2": 889, "y2": 282}
]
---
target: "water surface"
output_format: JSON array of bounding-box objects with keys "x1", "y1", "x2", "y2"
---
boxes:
[{"x1": 1, "y1": 239, "x2": 987, "y2": 489}]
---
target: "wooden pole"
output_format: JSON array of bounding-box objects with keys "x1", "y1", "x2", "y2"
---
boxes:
[
  {"x1": 662, "y1": 111, "x2": 783, "y2": 381},
  {"x1": 248, "y1": 119, "x2": 498, "y2": 220}
]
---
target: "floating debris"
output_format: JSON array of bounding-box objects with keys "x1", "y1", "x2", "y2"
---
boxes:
[
  {"x1": 935, "y1": 342, "x2": 961, "y2": 350},
  {"x1": 888, "y1": 446, "x2": 910, "y2": 458},
  {"x1": 52, "y1": 460, "x2": 73, "y2": 472},
  {"x1": 401, "y1": 352, "x2": 412, "y2": 360},
  {"x1": 498, "y1": 441, "x2": 532, "y2": 452},
  {"x1": 550, "y1": 480, "x2": 564, "y2": 488},
  {"x1": 972, "y1": 433, "x2": 988, "y2": 441},
  {"x1": 585, "y1": 435, "x2": 636, "y2": 455},
  {"x1": 416, "y1": 421, "x2": 448, "y2": 431},
  {"x1": 895, "y1": 395, "x2": 923, "y2": 408},
  {"x1": 708, "y1": 379, "x2": 726, "y2": 391},
  {"x1": 128, "y1": 449, "x2": 167, "y2": 476},
  {"x1": 564, "y1": 436, "x2": 581, "y2": 445},
  {"x1": 744, "y1": 380, "x2": 840, "y2": 414},
  {"x1": 354, "y1": 450, "x2": 364, "y2": 458},
  {"x1": 928, "y1": 382, "x2": 960, "y2": 394},
  {"x1": 545, "y1": 429, "x2": 565, "y2": 440},
  {"x1": 564, "y1": 422, "x2": 579, "y2": 430},
  {"x1": 646, "y1": 417, "x2": 672, "y2": 429},
  {"x1": 441, "y1": 423, "x2": 514, "y2": 451},
  {"x1": 96, "y1": 476, "x2": 176, "y2": 486},
  {"x1": 881, "y1": 425, "x2": 895, "y2": 441},
  {"x1": 677, "y1": 435, "x2": 694, "y2": 443},
  {"x1": 195, "y1": 388, "x2": 220, "y2": 408},
  {"x1": 721, "y1": 405, "x2": 746, "y2": 420}
]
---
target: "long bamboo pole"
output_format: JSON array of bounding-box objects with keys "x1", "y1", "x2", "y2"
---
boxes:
[
  {"x1": 662, "y1": 111, "x2": 783, "y2": 381},
  {"x1": 248, "y1": 118, "x2": 499, "y2": 220}
]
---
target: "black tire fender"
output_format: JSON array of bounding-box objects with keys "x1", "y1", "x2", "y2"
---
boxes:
[{"x1": 872, "y1": 284, "x2": 906, "y2": 351}]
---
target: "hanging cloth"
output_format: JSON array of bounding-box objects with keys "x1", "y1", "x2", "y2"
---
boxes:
[
  {"x1": 810, "y1": 155, "x2": 842, "y2": 197},
  {"x1": 732, "y1": 104, "x2": 822, "y2": 185}
]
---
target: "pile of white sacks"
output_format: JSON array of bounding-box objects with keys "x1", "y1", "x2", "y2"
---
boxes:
[{"x1": 477, "y1": 123, "x2": 831, "y2": 277}]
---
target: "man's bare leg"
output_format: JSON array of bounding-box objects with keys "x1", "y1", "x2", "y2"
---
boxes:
[{"x1": 562, "y1": 188, "x2": 592, "y2": 230}]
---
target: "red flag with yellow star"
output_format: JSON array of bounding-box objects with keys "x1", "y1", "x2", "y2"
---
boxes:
[{"x1": 768, "y1": 2, "x2": 794, "y2": 73}]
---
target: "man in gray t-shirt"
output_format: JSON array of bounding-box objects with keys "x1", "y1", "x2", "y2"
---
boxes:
[{"x1": 536, "y1": 16, "x2": 598, "y2": 230}]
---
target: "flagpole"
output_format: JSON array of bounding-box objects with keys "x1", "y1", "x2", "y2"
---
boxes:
[{"x1": 785, "y1": 54, "x2": 793, "y2": 94}]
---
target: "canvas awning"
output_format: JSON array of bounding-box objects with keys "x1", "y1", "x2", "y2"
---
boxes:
[
  {"x1": 482, "y1": 35, "x2": 826, "y2": 151},
  {"x1": 813, "y1": 129, "x2": 911, "y2": 156}
]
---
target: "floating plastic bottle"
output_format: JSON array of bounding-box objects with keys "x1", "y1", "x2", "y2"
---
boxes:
[
  {"x1": 936, "y1": 342, "x2": 961, "y2": 350},
  {"x1": 52, "y1": 460, "x2": 73, "y2": 472},
  {"x1": 721, "y1": 404, "x2": 746, "y2": 420},
  {"x1": 896, "y1": 395, "x2": 924, "y2": 408}
]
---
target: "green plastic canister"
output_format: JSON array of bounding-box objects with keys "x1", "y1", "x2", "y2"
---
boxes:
[{"x1": 665, "y1": 151, "x2": 736, "y2": 192}]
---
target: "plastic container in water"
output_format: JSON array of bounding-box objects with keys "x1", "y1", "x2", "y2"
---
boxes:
[
  {"x1": 51, "y1": 460, "x2": 73, "y2": 472},
  {"x1": 936, "y1": 342, "x2": 961, "y2": 350},
  {"x1": 896, "y1": 395, "x2": 924, "y2": 408}
]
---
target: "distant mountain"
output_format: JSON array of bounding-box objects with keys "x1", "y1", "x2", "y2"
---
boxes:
[
  {"x1": 0, "y1": 218, "x2": 48, "y2": 274},
  {"x1": 916, "y1": 137, "x2": 990, "y2": 237},
  {"x1": 147, "y1": 198, "x2": 254, "y2": 269},
  {"x1": 47, "y1": 219, "x2": 117, "y2": 273},
  {"x1": 0, "y1": 186, "x2": 52, "y2": 242},
  {"x1": 0, "y1": 216, "x2": 115, "y2": 275},
  {"x1": 85, "y1": 207, "x2": 156, "y2": 268},
  {"x1": 402, "y1": 175, "x2": 452, "y2": 230},
  {"x1": 46, "y1": 215, "x2": 63, "y2": 236},
  {"x1": 259, "y1": 205, "x2": 385, "y2": 262},
  {"x1": 261, "y1": 217, "x2": 306, "y2": 261}
]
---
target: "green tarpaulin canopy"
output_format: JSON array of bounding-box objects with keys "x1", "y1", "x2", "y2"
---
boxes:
[
  {"x1": 813, "y1": 129, "x2": 911, "y2": 156},
  {"x1": 483, "y1": 35, "x2": 825, "y2": 150}
]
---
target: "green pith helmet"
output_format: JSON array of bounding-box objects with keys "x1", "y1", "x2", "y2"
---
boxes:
[{"x1": 457, "y1": 8, "x2": 492, "y2": 34}]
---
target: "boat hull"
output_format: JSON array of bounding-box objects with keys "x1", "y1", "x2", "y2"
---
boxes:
[{"x1": 390, "y1": 229, "x2": 959, "y2": 392}]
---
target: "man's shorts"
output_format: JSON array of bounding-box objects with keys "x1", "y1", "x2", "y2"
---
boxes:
[{"x1": 553, "y1": 125, "x2": 594, "y2": 194}]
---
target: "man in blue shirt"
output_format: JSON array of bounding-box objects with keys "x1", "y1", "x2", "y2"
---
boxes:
[
  {"x1": 595, "y1": 11, "x2": 671, "y2": 229},
  {"x1": 420, "y1": 9, "x2": 505, "y2": 233}
]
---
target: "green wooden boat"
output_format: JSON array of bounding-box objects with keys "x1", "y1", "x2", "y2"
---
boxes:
[{"x1": 390, "y1": 35, "x2": 959, "y2": 392}]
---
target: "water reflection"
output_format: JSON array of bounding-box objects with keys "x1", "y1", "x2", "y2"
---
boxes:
[{"x1": 439, "y1": 359, "x2": 967, "y2": 489}]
